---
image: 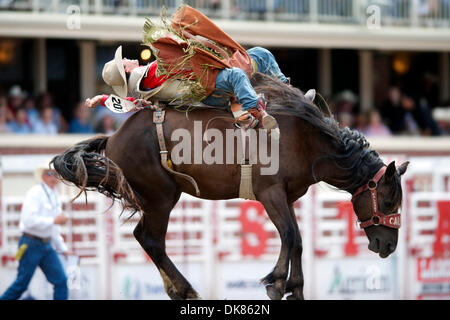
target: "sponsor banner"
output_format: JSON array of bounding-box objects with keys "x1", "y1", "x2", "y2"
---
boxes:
[
  {"x1": 111, "y1": 262, "x2": 205, "y2": 300},
  {"x1": 0, "y1": 260, "x2": 99, "y2": 300},
  {"x1": 415, "y1": 257, "x2": 450, "y2": 299},
  {"x1": 314, "y1": 257, "x2": 398, "y2": 299},
  {"x1": 217, "y1": 261, "x2": 274, "y2": 300}
]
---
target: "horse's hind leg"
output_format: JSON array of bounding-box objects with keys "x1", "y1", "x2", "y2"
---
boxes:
[
  {"x1": 157, "y1": 267, "x2": 180, "y2": 300},
  {"x1": 258, "y1": 186, "x2": 296, "y2": 300},
  {"x1": 133, "y1": 194, "x2": 201, "y2": 300},
  {"x1": 285, "y1": 203, "x2": 304, "y2": 300}
]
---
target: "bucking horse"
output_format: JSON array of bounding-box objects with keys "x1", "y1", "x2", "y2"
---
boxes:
[{"x1": 51, "y1": 74, "x2": 409, "y2": 300}]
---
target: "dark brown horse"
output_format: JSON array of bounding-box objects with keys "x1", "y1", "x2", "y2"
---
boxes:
[{"x1": 52, "y1": 74, "x2": 408, "y2": 300}]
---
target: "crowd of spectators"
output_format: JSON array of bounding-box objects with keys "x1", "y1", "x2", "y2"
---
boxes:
[
  {"x1": 0, "y1": 85, "x2": 124, "y2": 136},
  {"x1": 0, "y1": 83, "x2": 448, "y2": 137},
  {"x1": 331, "y1": 84, "x2": 446, "y2": 137}
]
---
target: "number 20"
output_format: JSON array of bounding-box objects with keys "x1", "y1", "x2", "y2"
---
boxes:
[{"x1": 111, "y1": 97, "x2": 123, "y2": 110}]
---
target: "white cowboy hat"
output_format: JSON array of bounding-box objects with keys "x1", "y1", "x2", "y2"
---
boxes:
[
  {"x1": 102, "y1": 46, "x2": 127, "y2": 98},
  {"x1": 9, "y1": 85, "x2": 25, "y2": 98},
  {"x1": 336, "y1": 90, "x2": 358, "y2": 103},
  {"x1": 33, "y1": 161, "x2": 55, "y2": 182}
]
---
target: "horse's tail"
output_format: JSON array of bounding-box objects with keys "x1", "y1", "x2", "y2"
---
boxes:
[{"x1": 51, "y1": 135, "x2": 142, "y2": 215}]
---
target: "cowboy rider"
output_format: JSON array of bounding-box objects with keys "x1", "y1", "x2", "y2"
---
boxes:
[{"x1": 85, "y1": 46, "x2": 315, "y2": 129}]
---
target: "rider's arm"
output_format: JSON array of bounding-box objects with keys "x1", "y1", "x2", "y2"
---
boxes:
[{"x1": 85, "y1": 95, "x2": 136, "y2": 109}]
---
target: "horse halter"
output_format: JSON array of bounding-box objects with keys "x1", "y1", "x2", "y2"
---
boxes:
[{"x1": 351, "y1": 166, "x2": 401, "y2": 230}]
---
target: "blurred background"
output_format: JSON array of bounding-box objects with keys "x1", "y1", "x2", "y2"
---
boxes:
[{"x1": 0, "y1": 0, "x2": 449, "y2": 300}]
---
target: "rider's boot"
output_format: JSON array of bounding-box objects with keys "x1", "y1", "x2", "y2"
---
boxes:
[
  {"x1": 305, "y1": 89, "x2": 316, "y2": 102},
  {"x1": 284, "y1": 78, "x2": 316, "y2": 103},
  {"x1": 231, "y1": 102, "x2": 258, "y2": 129},
  {"x1": 248, "y1": 95, "x2": 278, "y2": 130}
]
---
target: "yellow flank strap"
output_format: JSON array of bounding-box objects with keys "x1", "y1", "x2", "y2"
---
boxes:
[{"x1": 16, "y1": 244, "x2": 28, "y2": 261}]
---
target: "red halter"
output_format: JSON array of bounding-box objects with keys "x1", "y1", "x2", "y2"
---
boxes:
[{"x1": 351, "y1": 166, "x2": 401, "y2": 229}]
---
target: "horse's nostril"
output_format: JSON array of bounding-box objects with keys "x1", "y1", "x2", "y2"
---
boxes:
[
  {"x1": 388, "y1": 242, "x2": 396, "y2": 253},
  {"x1": 368, "y1": 238, "x2": 381, "y2": 253}
]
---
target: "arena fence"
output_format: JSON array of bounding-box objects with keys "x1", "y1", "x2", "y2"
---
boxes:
[{"x1": 0, "y1": 139, "x2": 449, "y2": 299}]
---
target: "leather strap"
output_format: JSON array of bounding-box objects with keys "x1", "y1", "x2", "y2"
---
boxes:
[
  {"x1": 352, "y1": 166, "x2": 401, "y2": 229},
  {"x1": 203, "y1": 114, "x2": 257, "y2": 200},
  {"x1": 239, "y1": 164, "x2": 256, "y2": 200},
  {"x1": 238, "y1": 128, "x2": 257, "y2": 200},
  {"x1": 352, "y1": 166, "x2": 386, "y2": 199},
  {"x1": 153, "y1": 106, "x2": 200, "y2": 196},
  {"x1": 358, "y1": 189, "x2": 401, "y2": 229}
]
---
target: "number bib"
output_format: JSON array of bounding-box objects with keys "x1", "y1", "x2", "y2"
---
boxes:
[{"x1": 104, "y1": 94, "x2": 138, "y2": 113}]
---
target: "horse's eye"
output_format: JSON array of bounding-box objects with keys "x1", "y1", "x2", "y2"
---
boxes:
[{"x1": 384, "y1": 201, "x2": 393, "y2": 208}]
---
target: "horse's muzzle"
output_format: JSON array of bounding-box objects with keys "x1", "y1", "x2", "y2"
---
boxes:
[{"x1": 368, "y1": 237, "x2": 397, "y2": 258}]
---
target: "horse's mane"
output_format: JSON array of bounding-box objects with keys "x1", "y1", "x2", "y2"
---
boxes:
[
  {"x1": 251, "y1": 73, "x2": 384, "y2": 192},
  {"x1": 251, "y1": 73, "x2": 339, "y2": 142}
]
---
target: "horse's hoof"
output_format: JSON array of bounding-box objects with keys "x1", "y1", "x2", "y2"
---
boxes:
[
  {"x1": 167, "y1": 292, "x2": 183, "y2": 300},
  {"x1": 186, "y1": 291, "x2": 202, "y2": 300},
  {"x1": 286, "y1": 294, "x2": 304, "y2": 300},
  {"x1": 186, "y1": 295, "x2": 202, "y2": 300},
  {"x1": 266, "y1": 285, "x2": 283, "y2": 300},
  {"x1": 285, "y1": 288, "x2": 305, "y2": 300}
]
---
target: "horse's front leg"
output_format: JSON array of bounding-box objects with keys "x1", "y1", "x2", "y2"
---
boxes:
[
  {"x1": 258, "y1": 186, "x2": 296, "y2": 300},
  {"x1": 285, "y1": 203, "x2": 305, "y2": 300},
  {"x1": 133, "y1": 197, "x2": 201, "y2": 300}
]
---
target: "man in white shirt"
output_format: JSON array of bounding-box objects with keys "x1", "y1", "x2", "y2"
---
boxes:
[{"x1": 0, "y1": 163, "x2": 69, "y2": 300}]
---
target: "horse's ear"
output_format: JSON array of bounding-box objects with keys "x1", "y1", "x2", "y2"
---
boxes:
[
  {"x1": 397, "y1": 161, "x2": 410, "y2": 176},
  {"x1": 385, "y1": 161, "x2": 396, "y2": 180}
]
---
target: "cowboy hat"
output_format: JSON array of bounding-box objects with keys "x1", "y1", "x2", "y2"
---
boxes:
[
  {"x1": 9, "y1": 85, "x2": 26, "y2": 99},
  {"x1": 102, "y1": 46, "x2": 127, "y2": 98},
  {"x1": 33, "y1": 161, "x2": 56, "y2": 182}
]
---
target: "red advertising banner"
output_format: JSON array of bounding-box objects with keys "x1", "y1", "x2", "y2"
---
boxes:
[
  {"x1": 239, "y1": 201, "x2": 269, "y2": 257},
  {"x1": 433, "y1": 201, "x2": 450, "y2": 256},
  {"x1": 416, "y1": 257, "x2": 450, "y2": 299},
  {"x1": 337, "y1": 201, "x2": 358, "y2": 256},
  {"x1": 418, "y1": 258, "x2": 450, "y2": 283}
]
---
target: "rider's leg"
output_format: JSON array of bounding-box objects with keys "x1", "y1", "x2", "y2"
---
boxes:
[
  {"x1": 247, "y1": 47, "x2": 288, "y2": 84},
  {"x1": 248, "y1": 47, "x2": 316, "y2": 102},
  {"x1": 202, "y1": 76, "x2": 260, "y2": 129},
  {"x1": 209, "y1": 67, "x2": 259, "y2": 110},
  {"x1": 203, "y1": 67, "x2": 278, "y2": 130}
]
